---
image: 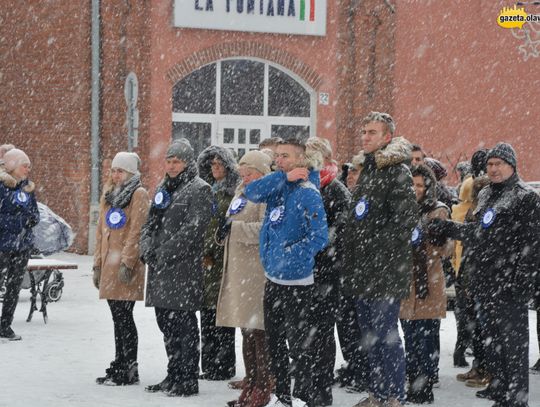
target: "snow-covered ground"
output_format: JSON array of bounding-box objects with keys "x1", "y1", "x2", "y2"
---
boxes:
[{"x1": 0, "y1": 252, "x2": 538, "y2": 407}]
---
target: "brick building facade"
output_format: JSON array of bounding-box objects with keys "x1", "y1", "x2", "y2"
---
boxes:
[{"x1": 1, "y1": 0, "x2": 538, "y2": 253}]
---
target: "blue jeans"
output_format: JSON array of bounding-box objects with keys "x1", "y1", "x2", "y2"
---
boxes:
[
  {"x1": 356, "y1": 298, "x2": 405, "y2": 402},
  {"x1": 400, "y1": 319, "x2": 440, "y2": 388}
]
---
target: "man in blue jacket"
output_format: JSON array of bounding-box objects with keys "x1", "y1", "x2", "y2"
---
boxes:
[{"x1": 244, "y1": 139, "x2": 328, "y2": 407}]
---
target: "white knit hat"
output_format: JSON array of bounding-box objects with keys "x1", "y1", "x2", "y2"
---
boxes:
[
  {"x1": 3, "y1": 148, "x2": 31, "y2": 172},
  {"x1": 111, "y1": 152, "x2": 140, "y2": 175}
]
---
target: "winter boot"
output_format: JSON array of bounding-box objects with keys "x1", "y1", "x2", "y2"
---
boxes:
[
  {"x1": 0, "y1": 326, "x2": 22, "y2": 341},
  {"x1": 104, "y1": 361, "x2": 139, "y2": 386},
  {"x1": 96, "y1": 360, "x2": 120, "y2": 385},
  {"x1": 352, "y1": 394, "x2": 384, "y2": 407},
  {"x1": 165, "y1": 379, "x2": 199, "y2": 397},
  {"x1": 227, "y1": 385, "x2": 253, "y2": 407},
  {"x1": 456, "y1": 367, "x2": 480, "y2": 382},
  {"x1": 246, "y1": 386, "x2": 272, "y2": 407},
  {"x1": 145, "y1": 375, "x2": 172, "y2": 393}
]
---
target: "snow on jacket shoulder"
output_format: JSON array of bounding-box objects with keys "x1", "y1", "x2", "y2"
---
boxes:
[
  {"x1": 244, "y1": 170, "x2": 328, "y2": 285},
  {"x1": 0, "y1": 171, "x2": 39, "y2": 252}
]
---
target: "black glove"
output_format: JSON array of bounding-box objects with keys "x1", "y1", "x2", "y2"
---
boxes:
[
  {"x1": 427, "y1": 218, "x2": 452, "y2": 239},
  {"x1": 416, "y1": 281, "x2": 428, "y2": 300},
  {"x1": 216, "y1": 217, "x2": 232, "y2": 243}
]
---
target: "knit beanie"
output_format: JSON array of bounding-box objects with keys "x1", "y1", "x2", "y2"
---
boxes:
[
  {"x1": 239, "y1": 150, "x2": 272, "y2": 175},
  {"x1": 486, "y1": 142, "x2": 517, "y2": 169},
  {"x1": 111, "y1": 152, "x2": 140, "y2": 175},
  {"x1": 3, "y1": 148, "x2": 31, "y2": 172},
  {"x1": 167, "y1": 138, "x2": 194, "y2": 163}
]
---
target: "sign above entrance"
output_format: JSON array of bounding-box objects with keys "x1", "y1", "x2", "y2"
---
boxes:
[{"x1": 174, "y1": 0, "x2": 327, "y2": 36}]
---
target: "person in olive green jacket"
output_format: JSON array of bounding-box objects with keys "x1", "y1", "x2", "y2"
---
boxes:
[
  {"x1": 343, "y1": 112, "x2": 418, "y2": 407},
  {"x1": 197, "y1": 146, "x2": 241, "y2": 381}
]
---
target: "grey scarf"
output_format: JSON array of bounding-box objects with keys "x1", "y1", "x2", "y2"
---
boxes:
[{"x1": 104, "y1": 174, "x2": 142, "y2": 208}]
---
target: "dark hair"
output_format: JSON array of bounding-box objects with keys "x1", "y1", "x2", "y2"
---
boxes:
[
  {"x1": 277, "y1": 138, "x2": 306, "y2": 151},
  {"x1": 471, "y1": 148, "x2": 488, "y2": 177},
  {"x1": 411, "y1": 144, "x2": 425, "y2": 155},
  {"x1": 259, "y1": 137, "x2": 284, "y2": 148}
]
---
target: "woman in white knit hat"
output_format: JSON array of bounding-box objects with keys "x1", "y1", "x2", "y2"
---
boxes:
[
  {"x1": 93, "y1": 152, "x2": 149, "y2": 386},
  {"x1": 0, "y1": 148, "x2": 39, "y2": 341}
]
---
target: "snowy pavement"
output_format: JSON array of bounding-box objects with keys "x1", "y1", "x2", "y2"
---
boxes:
[{"x1": 0, "y1": 252, "x2": 538, "y2": 407}]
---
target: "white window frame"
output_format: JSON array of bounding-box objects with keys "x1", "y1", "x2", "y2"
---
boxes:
[{"x1": 171, "y1": 58, "x2": 316, "y2": 149}]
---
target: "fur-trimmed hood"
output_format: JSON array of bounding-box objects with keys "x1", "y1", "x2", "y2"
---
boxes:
[
  {"x1": 373, "y1": 136, "x2": 413, "y2": 169},
  {"x1": 0, "y1": 167, "x2": 35, "y2": 192},
  {"x1": 197, "y1": 146, "x2": 241, "y2": 196}
]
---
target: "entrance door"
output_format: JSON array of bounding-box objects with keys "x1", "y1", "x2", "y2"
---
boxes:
[{"x1": 217, "y1": 122, "x2": 267, "y2": 159}]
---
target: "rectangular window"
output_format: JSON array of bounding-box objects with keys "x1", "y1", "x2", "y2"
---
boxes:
[{"x1": 172, "y1": 122, "x2": 211, "y2": 157}]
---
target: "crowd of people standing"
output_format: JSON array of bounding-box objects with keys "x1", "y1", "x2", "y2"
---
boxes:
[{"x1": 1, "y1": 111, "x2": 539, "y2": 407}]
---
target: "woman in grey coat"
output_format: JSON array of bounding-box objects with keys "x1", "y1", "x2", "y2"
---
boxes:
[{"x1": 140, "y1": 139, "x2": 213, "y2": 397}]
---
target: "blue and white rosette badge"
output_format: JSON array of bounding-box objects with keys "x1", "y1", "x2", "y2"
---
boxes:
[
  {"x1": 269, "y1": 205, "x2": 285, "y2": 225},
  {"x1": 481, "y1": 208, "x2": 496, "y2": 229},
  {"x1": 354, "y1": 198, "x2": 369, "y2": 220},
  {"x1": 15, "y1": 190, "x2": 29, "y2": 206},
  {"x1": 411, "y1": 227, "x2": 422, "y2": 246},
  {"x1": 106, "y1": 208, "x2": 127, "y2": 229},
  {"x1": 229, "y1": 196, "x2": 247, "y2": 215},
  {"x1": 153, "y1": 189, "x2": 171, "y2": 209}
]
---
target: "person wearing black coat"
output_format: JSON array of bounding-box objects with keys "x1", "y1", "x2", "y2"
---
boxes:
[
  {"x1": 306, "y1": 138, "x2": 352, "y2": 406},
  {"x1": 428, "y1": 143, "x2": 540, "y2": 407},
  {"x1": 140, "y1": 139, "x2": 213, "y2": 397},
  {"x1": 0, "y1": 149, "x2": 39, "y2": 341}
]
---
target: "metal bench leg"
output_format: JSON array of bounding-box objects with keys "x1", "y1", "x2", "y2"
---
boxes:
[
  {"x1": 26, "y1": 272, "x2": 38, "y2": 322},
  {"x1": 39, "y1": 270, "x2": 53, "y2": 324}
]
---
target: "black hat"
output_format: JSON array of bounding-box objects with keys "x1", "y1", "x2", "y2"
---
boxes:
[
  {"x1": 166, "y1": 138, "x2": 194, "y2": 163},
  {"x1": 486, "y1": 142, "x2": 517, "y2": 169}
]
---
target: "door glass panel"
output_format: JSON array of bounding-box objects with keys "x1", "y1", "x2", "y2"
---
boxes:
[
  {"x1": 221, "y1": 60, "x2": 264, "y2": 116},
  {"x1": 268, "y1": 66, "x2": 310, "y2": 117},
  {"x1": 238, "y1": 129, "x2": 246, "y2": 144},
  {"x1": 172, "y1": 64, "x2": 216, "y2": 114},
  {"x1": 249, "y1": 129, "x2": 261, "y2": 145},
  {"x1": 238, "y1": 148, "x2": 246, "y2": 159},
  {"x1": 172, "y1": 122, "x2": 211, "y2": 158},
  {"x1": 223, "y1": 128, "x2": 235, "y2": 144}
]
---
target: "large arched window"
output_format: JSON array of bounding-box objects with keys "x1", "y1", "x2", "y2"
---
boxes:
[{"x1": 172, "y1": 58, "x2": 315, "y2": 158}]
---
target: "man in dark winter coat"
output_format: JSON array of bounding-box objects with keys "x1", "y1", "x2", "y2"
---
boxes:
[
  {"x1": 343, "y1": 112, "x2": 418, "y2": 407},
  {"x1": 429, "y1": 142, "x2": 540, "y2": 407},
  {"x1": 140, "y1": 139, "x2": 213, "y2": 397},
  {"x1": 244, "y1": 139, "x2": 328, "y2": 407}
]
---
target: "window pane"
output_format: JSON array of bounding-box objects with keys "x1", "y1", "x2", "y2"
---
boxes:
[
  {"x1": 238, "y1": 129, "x2": 246, "y2": 144},
  {"x1": 172, "y1": 64, "x2": 216, "y2": 114},
  {"x1": 223, "y1": 128, "x2": 235, "y2": 144},
  {"x1": 249, "y1": 129, "x2": 261, "y2": 145},
  {"x1": 238, "y1": 148, "x2": 246, "y2": 159},
  {"x1": 172, "y1": 122, "x2": 211, "y2": 158},
  {"x1": 271, "y1": 125, "x2": 310, "y2": 143},
  {"x1": 221, "y1": 60, "x2": 264, "y2": 116},
  {"x1": 268, "y1": 67, "x2": 310, "y2": 117}
]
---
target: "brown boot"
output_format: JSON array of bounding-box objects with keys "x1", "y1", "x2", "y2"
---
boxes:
[
  {"x1": 227, "y1": 385, "x2": 253, "y2": 407},
  {"x1": 465, "y1": 373, "x2": 491, "y2": 388},
  {"x1": 228, "y1": 378, "x2": 247, "y2": 390},
  {"x1": 245, "y1": 386, "x2": 271, "y2": 407},
  {"x1": 456, "y1": 367, "x2": 480, "y2": 382}
]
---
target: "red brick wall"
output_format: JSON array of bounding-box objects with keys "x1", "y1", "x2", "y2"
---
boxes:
[
  {"x1": 0, "y1": 1, "x2": 92, "y2": 253},
  {"x1": 394, "y1": 0, "x2": 540, "y2": 182}
]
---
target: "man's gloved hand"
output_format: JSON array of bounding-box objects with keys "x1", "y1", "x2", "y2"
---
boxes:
[
  {"x1": 92, "y1": 266, "x2": 101, "y2": 289},
  {"x1": 118, "y1": 263, "x2": 134, "y2": 284},
  {"x1": 427, "y1": 218, "x2": 452, "y2": 239},
  {"x1": 216, "y1": 217, "x2": 232, "y2": 243},
  {"x1": 416, "y1": 282, "x2": 428, "y2": 300}
]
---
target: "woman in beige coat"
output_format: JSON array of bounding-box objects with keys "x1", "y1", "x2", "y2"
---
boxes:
[
  {"x1": 399, "y1": 165, "x2": 453, "y2": 404},
  {"x1": 93, "y1": 152, "x2": 149, "y2": 386},
  {"x1": 216, "y1": 150, "x2": 273, "y2": 407}
]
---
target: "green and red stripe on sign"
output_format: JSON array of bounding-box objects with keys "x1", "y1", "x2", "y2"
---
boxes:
[{"x1": 299, "y1": 0, "x2": 316, "y2": 21}]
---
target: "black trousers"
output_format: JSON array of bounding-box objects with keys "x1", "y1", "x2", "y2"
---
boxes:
[
  {"x1": 455, "y1": 284, "x2": 487, "y2": 371},
  {"x1": 107, "y1": 300, "x2": 137, "y2": 363},
  {"x1": 336, "y1": 293, "x2": 370, "y2": 386},
  {"x1": 200, "y1": 308, "x2": 236, "y2": 379},
  {"x1": 479, "y1": 298, "x2": 529, "y2": 407},
  {"x1": 264, "y1": 281, "x2": 314, "y2": 407},
  {"x1": 311, "y1": 283, "x2": 337, "y2": 402},
  {"x1": 0, "y1": 251, "x2": 30, "y2": 330},
  {"x1": 155, "y1": 307, "x2": 199, "y2": 383}
]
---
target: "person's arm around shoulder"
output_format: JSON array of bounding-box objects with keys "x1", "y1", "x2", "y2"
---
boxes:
[
  {"x1": 244, "y1": 171, "x2": 287, "y2": 203},
  {"x1": 428, "y1": 207, "x2": 454, "y2": 257}
]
